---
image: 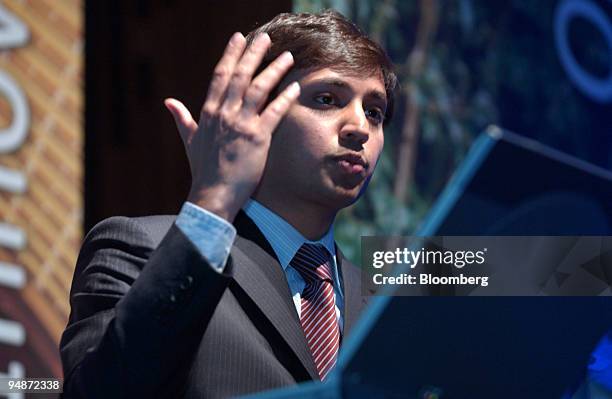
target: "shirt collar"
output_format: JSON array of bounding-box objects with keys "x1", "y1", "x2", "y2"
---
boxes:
[{"x1": 242, "y1": 198, "x2": 336, "y2": 270}]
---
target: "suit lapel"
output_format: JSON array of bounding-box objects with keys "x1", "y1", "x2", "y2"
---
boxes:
[
  {"x1": 337, "y1": 246, "x2": 367, "y2": 338},
  {"x1": 230, "y1": 212, "x2": 319, "y2": 380}
]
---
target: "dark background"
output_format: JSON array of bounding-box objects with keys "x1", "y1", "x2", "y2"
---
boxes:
[{"x1": 85, "y1": 0, "x2": 290, "y2": 230}]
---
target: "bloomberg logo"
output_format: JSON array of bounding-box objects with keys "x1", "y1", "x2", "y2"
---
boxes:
[{"x1": 555, "y1": 0, "x2": 612, "y2": 102}]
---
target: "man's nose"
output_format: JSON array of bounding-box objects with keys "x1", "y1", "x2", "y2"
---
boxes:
[{"x1": 339, "y1": 102, "x2": 369, "y2": 145}]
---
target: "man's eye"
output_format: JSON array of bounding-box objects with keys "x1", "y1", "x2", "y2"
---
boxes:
[
  {"x1": 366, "y1": 108, "x2": 384, "y2": 124},
  {"x1": 314, "y1": 94, "x2": 336, "y2": 106}
]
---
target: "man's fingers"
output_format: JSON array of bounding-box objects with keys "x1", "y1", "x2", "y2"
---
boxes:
[
  {"x1": 259, "y1": 82, "x2": 300, "y2": 133},
  {"x1": 202, "y1": 33, "x2": 247, "y2": 117},
  {"x1": 241, "y1": 51, "x2": 294, "y2": 117},
  {"x1": 221, "y1": 33, "x2": 271, "y2": 115},
  {"x1": 165, "y1": 98, "x2": 198, "y2": 142}
]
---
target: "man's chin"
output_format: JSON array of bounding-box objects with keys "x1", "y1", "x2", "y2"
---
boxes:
[
  {"x1": 325, "y1": 182, "x2": 368, "y2": 209},
  {"x1": 312, "y1": 172, "x2": 371, "y2": 210},
  {"x1": 334, "y1": 173, "x2": 372, "y2": 200}
]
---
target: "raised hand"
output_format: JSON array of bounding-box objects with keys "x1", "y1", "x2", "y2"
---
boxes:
[{"x1": 164, "y1": 32, "x2": 300, "y2": 222}]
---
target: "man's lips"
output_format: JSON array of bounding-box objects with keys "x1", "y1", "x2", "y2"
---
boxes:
[{"x1": 333, "y1": 153, "x2": 368, "y2": 174}]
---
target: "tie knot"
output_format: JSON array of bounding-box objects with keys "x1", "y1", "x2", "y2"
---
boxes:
[{"x1": 290, "y1": 243, "x2": 333, "y2": 283}]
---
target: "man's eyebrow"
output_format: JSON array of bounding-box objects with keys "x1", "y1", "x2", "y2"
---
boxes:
[
  {"x1": 306, "y1": 78, "x2": 350, "y2": 89},
  {"x1": 368, "y1": 90, "x2": 387, "y2": 105},
  {"x1": 305, "y1": 77, "x2": 387, "y2": 105}
]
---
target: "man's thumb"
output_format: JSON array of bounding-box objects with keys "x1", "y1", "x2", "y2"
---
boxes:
[{"x1": 164, "y1": 98, "x2": 197, "y2": 141}]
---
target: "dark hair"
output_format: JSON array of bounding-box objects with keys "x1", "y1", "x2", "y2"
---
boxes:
[{"x1": 247, "y1": 10, "x2": 397, "y2": 122}]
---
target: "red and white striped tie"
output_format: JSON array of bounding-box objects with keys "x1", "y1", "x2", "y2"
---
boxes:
[{"x1": 290, "y1": 243, "x2": 340, "y2": 381}]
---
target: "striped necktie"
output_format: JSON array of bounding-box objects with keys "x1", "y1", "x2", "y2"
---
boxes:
[{"x1": 290, "y1": 243, "x2": 340, "y2": 380}]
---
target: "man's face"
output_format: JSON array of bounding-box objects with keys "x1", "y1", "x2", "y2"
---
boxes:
[{"x1": 256, "y1": 67, "x2": 387, "y2": 212}]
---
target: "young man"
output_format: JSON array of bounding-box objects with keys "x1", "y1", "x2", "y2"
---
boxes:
[{"x1": 60, "y1": 10, "x2": 396, "y2": 399}]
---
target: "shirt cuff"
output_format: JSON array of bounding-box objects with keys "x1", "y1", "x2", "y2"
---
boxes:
[{"x1": 175, "y1": 202, "x2": 237, "y2": 272}]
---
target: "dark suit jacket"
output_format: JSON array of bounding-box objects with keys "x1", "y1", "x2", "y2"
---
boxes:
[{"x1": 60, "y1": 211, "x2": 367, "y2": 398}]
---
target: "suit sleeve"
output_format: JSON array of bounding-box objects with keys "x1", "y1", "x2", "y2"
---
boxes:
[{"x1": 59, "y1": 216, "x2": 233, "y2": 398}]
